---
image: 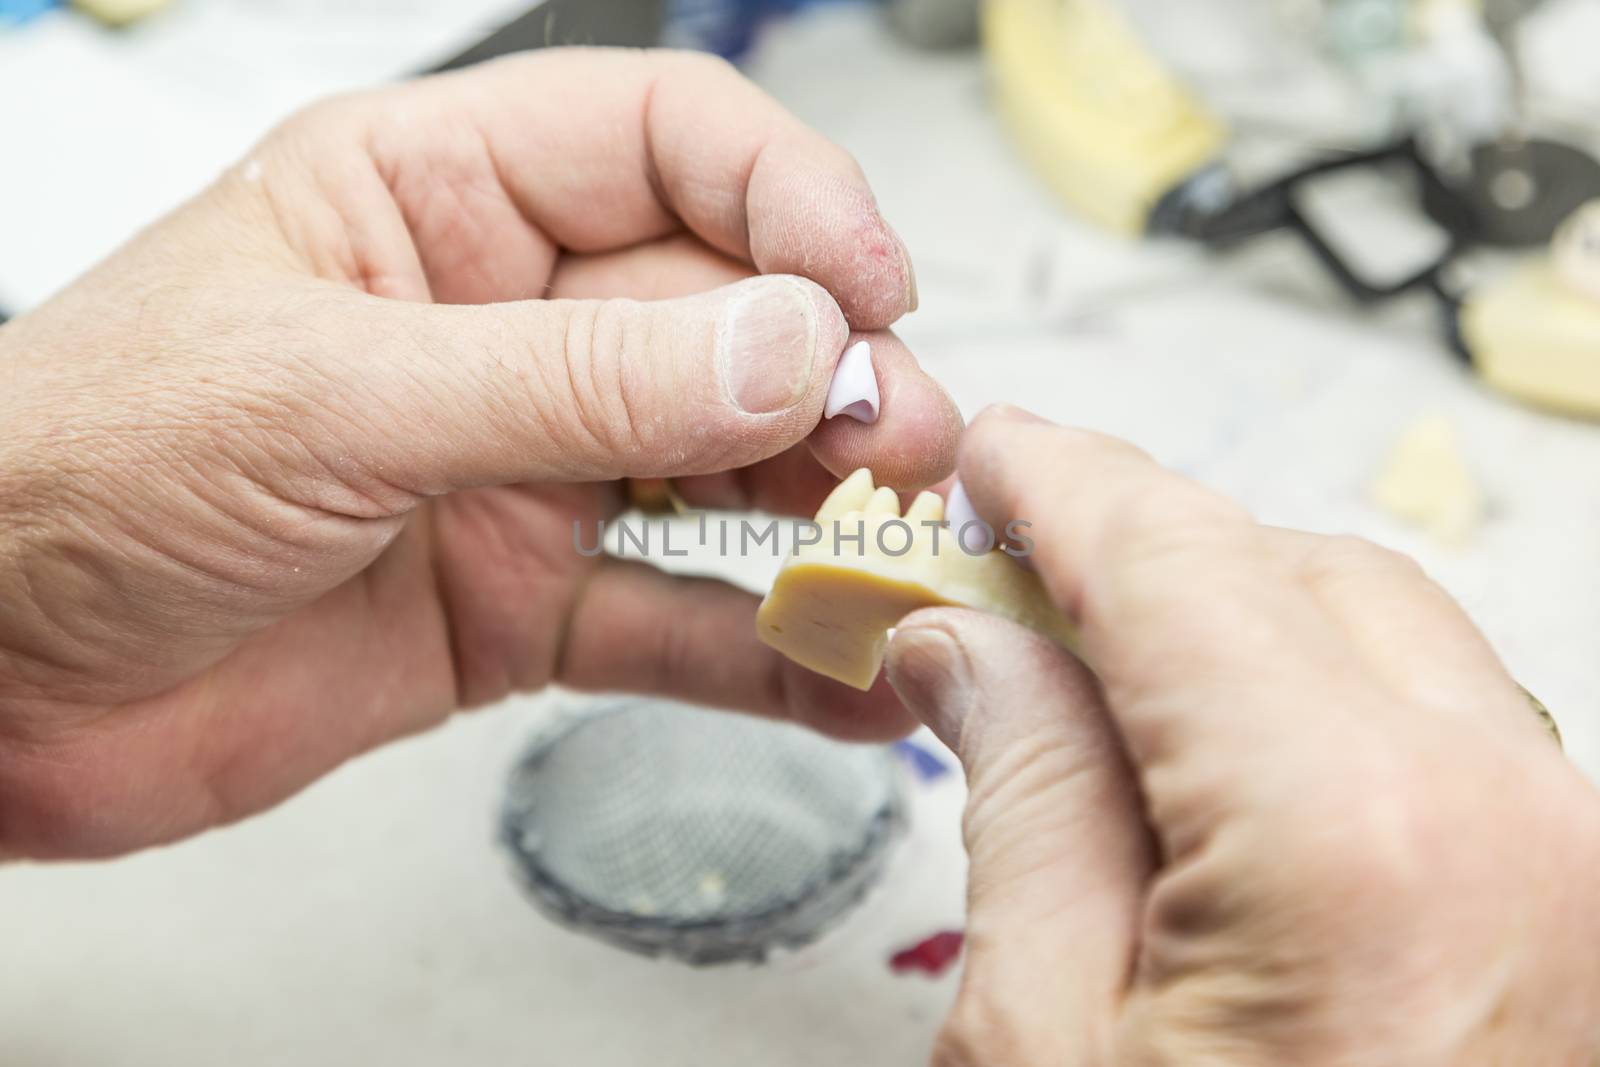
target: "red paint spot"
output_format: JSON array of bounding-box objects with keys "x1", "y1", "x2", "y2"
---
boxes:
[{"x1": 888, "y1": 930, "x2": 965, "y2": 976}]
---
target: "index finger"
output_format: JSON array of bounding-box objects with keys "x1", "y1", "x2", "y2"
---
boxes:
[
  {"x1": 958, "y1": 406, "x2": 1365, "y2": 774},
  {"x1": 376, "y1": 49, "x2": 916, "y2": 329}
]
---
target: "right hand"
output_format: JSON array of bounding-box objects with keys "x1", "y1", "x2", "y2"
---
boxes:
[{"x1": 886, "y1": 405, "x2": 1600, "y2": 1067}]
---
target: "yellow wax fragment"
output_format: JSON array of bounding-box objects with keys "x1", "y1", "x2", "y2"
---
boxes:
[
  {"x1": 72, "y1": 0, "x2": 172, "y2": 26},
  {"x1": 983, "y1": 0, "x2": 1226, "y2": 234},
  {"x1": 1371, "y1": 414, "x2": 1483, "y2": 546}
]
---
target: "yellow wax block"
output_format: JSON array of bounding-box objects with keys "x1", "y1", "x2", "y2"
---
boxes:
[
  {"x1": 983, "y1": 0, "x2": 1227, "y2": 235},
  {"x1": 1370, "y1": 414, "x2": 1483, "y2": 546},
  {"x1": 756, "y1": 469, "x2": 1076, "y2": 690},
  {"x1": 1461, "y1": 261, "x2": 1600, "y2": 419},
  {"x1": 72, "y1": 0, "x2": 172, "y2": 26}
]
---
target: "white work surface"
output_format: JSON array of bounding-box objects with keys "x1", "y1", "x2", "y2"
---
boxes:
[{"x1": 3, "y1": 4, "x2": 1600, "y2": 1066}]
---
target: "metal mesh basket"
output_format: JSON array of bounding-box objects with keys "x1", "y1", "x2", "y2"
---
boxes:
[{"x1": 501, "y1": 697, "x2": 905, "y2": 965}]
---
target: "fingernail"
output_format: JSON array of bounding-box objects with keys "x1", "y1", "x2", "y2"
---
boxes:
[
  {"x1": 720, "y1": 277, "x2": 818, "y2": 414},
  {"x1": 885, "y1": 626, "x2": 972, "y2": 750},
  {"x1": 824, "y1": 340, "x2": 880, "y2": 423},
  {"x1": 893, "y1": 227, "x2": 919, "y2": 313}
]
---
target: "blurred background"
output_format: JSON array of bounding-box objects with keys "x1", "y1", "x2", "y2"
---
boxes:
[{"x1": 3, "y1": 1, "x2": 1599, "y2": 1064}]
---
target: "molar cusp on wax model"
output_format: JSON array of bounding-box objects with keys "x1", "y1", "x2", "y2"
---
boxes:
[{"x1": 756, "y1": 468, "x2": 1077, "y2": 690}]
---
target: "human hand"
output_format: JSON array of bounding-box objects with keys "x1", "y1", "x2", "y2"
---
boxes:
[
  {"x1": 886, "y1": 406, "x2": 1600, "y2": 1066},
  {"x1": 0, "y1": 49, "x2": 961, "y2": 858}
]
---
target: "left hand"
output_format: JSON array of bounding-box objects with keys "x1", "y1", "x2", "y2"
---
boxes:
[{"x1": 0, "y1": 49, "x2": 960, "y2": 858}]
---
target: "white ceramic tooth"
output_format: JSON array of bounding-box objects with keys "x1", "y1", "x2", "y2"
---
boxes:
[
  {"x1": 946, "y1": 479, "x2": 985, "y2": 552},
  {"x1": 823, "y1": 341, "x2": 880, "y2": 423},
  {"x1": 816, "y1": 468, "x2": 875, "y2": 523},
  {"x1": 865, "y1": 485, "x2": 900, "y2": 516},
  {"x1": 905, "y1": 491, "x2": 944, "y2": 524}
]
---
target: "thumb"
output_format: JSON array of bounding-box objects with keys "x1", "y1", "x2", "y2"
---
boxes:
[
  {"x1": 300, "y1": 274, "x2": 848, "y2": 497},
  {"x1": 885, "y1": 609, "x2": 1152, "y2": 1067}
]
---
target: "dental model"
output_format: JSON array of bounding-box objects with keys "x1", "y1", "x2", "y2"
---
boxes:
[
  {"x1": 1462, "y1": 201, "x2": 1600, "y2": 417},
  {"x1": 756, "y1": 469, "x2": 1076, "y2": 690}
]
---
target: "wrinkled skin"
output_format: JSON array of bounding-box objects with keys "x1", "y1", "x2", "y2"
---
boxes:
[
  {"x1": 886, "y1": 406, "x2": 1600, "y2": 1067},
  {"x1": 0, "y1": 49, "x2": 961, "y2": 858}
]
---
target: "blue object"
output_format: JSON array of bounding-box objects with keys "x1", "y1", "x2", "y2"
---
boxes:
[
  {"x1": 894, "y1": 738, "x2": 953, "y2": 782},
  {"x1": 0, "y1": 0, "x2": 59, "y2": 26},
  {"x1": 663, "y1": 0, "x2": 764, "y2": 58},
  {"x1": 664, "y1": 0, "x2": 867, "y2": 60}
]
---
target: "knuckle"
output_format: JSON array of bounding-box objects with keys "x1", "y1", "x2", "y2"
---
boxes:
[
  {"x1": 934, "y1": 985, "x2": 1064, "y2": 1067},
  {"x1": 662, "y1": 48, "x2": 741, "y2": 84},
  {"x1": 1306, "y1": 534, "x2": 1423, "y2": 581},
  {"x1": 651, "y1": 613, "x2": 699, "y2": 692},
  {"x1": 556, "y1": 298, "x2": 655, "y2": 466},
  {"x1": 930, "y1": 1028, "x2": 981, "y2": 1067},
  {"x1": 270, "y1": 89, "x2": 369, "y2": 143},
  {"x1": 934, "y1": 1002, "x2": 1002, "y2": 1067},
  {"x1": 1250, "y1": 766, "x2": 1440, "y2": 911},
  {"x1": 257, "y1": 90, "x2": 381, "y2": 193}
]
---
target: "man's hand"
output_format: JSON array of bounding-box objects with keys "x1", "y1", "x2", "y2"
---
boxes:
[
  {"x1": 886, "y1": 405, "x2": 1600, "y2": 1067},
  {"x1": 0, "y1": 49, "x2": 961, "y2": 858}
]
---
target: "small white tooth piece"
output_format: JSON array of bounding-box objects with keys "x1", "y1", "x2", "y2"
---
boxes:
[
  {"x1": 824, "y1": 341, "x2": 880, "y2": 423},
  {"x1": 905, "y1": 491, "x2": 944, "y2": 524},
  {"x1": 946, "y1": 480, "x2": 986, "y2": 553},
  {"x1": 816, "y1": 467, "x2": 875, "y2": 522},
  {"x1": 865, "y1": 485, "x2": 901, "y2": 516}
]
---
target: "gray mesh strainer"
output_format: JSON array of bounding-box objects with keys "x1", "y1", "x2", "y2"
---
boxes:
[{"x1": 501, "y1": 697, "x2": 905, "y2": 965}]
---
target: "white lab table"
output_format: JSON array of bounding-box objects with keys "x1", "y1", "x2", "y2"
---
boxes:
[{"x1": 2, "y1": 4, "x2": 1598, "y2": 1066}]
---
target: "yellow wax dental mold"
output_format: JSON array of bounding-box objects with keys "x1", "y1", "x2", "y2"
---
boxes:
[
  {"x1": 983, "y1": 0, "x2": 1227, "y2": 235},
  {"x1": 756, "y1": 469, "x2": 1076, "y2": 690},
  {"x1": 1461, "y1": 262, "x2": 1600, "y2": 419}
]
